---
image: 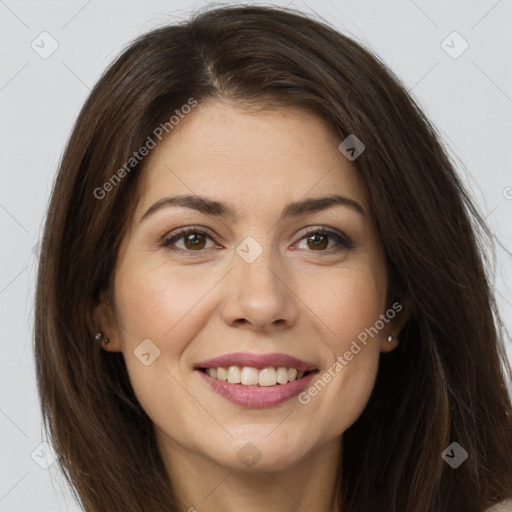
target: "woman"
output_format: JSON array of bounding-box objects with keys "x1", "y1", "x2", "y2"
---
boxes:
[{"x1": 34, "y1": 5, "x2": 512, "y2": 511}]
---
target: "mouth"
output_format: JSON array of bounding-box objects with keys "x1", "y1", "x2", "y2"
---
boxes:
[{"x1": 194, "y1": 352, "x2": 319, "y2": 407}]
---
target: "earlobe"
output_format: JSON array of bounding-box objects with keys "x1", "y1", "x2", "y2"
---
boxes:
[
  {"x1": 380, "y1": 332, "x2": 400, "y2": 353},
  {"x1": 92, "y1": 295, "x2": 121, "y2": 352},
  {"x1": 379, "y1": 299, "x2": 410, "y2": 353},
  {"x1": 94, "y1": 330, "x2": 111, "y2": 346}
]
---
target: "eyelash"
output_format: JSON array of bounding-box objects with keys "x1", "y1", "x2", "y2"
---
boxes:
[{"x1": 161, "y1": 225, "x2": 355, "y2": 255}]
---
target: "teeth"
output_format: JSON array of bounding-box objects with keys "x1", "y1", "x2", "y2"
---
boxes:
[
  {"x1": 227, "y1": 366, "x2": 241, "y2": 384},
  {"x1": 241, "y1": 367, "x2": 259, "y2": 385},
  {"x1": 276, "y1": 367, "x2": 289, "y2": 384},
  {"x1": 204, "y1": 365, "x2": 309, "y2": 386},
  {"x1": 259, "y1": 367, "x2": 277, "y2": 386}
]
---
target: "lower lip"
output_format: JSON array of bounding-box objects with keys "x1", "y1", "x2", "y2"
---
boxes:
[{"x1": 197, "y1": 370, "x2": 317, "y2": 408}]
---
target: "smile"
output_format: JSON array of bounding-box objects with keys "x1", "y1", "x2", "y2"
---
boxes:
[{"x1": 195, "y1": 352, "x2": 319, "y2": 407}]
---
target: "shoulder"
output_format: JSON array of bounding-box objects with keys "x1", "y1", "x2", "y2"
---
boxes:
[{"x1": 486, "y1": 499, "x2": 512, "y2": 512}]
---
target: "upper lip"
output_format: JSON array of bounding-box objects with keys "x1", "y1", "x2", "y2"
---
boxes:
[{"x1": 195, "y1": 352, "x2": 317, "y2": 372}]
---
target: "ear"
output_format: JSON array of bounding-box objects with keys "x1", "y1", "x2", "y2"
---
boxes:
[
  {"x1": 92, "y1": 292, "x2": 122, "y2": 352},
  {"x1": 379, "y1": 299, "x2": 410, "y2": 354}
]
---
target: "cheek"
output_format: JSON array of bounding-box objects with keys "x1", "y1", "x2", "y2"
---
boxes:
[
  {"x1": 111, "y1": 265, "x2": 204, "y2": 436},
  {"x1": 111, "y1": 259, "x2": 228, "y2": 416},
  {"x1": 306, "y1": 260, "x2": 387, "y2": 346},
  {"x1": 114, "y1": 259, "x2": 222, "y2": 346},
  {"x1": 297, "y1": 263, "x2": 387, "y2": 434}
]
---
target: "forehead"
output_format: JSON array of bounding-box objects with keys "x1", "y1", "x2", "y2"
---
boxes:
[{"x1": 133, "y1": 101, "x2": 369, "y2": 223}]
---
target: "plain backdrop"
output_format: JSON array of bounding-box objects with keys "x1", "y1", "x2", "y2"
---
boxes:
[{"x1": 1, "y1": 0, "x2": 511, "y2": 510}]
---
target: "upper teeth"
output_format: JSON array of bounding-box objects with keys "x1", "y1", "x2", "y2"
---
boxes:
[{"x1": 205, "y1": 366, "x2": 306, "y2": 386}]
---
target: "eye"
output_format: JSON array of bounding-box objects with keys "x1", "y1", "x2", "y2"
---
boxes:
[
  {"x1": 294, "y1": 227, "x2": 354, "y2": 253},
  {"x1": 162, "y1": 227, "x2": 219, "y2": 253}
]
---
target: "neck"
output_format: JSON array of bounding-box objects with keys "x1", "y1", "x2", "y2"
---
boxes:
[{"x1": 158, "y1": 432, "x2": 342, "y2": 512}]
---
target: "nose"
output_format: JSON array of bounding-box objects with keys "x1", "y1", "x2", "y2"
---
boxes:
[{"x1": 219, "y1": 241, "x2": 299, "y2": 333}]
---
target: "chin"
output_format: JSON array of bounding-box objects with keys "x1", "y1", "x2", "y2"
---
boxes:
[{"x1": 204, "y1": 430, "x2": 315, "y2": 473}]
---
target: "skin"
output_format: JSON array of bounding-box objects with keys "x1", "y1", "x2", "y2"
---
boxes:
[{"x1": 95, "y1": 101, "x2": 408, "y2": 512}]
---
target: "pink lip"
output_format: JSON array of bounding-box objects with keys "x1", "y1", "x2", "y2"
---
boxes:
[
  {"x1": 198, "y1": 370, "x2": 317, "y2": 408},
  {"x1": 195, "y1": 352, "x2": 317, "y2": 372}
]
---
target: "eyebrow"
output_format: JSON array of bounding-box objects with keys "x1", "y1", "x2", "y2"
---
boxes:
[{"x1": 139, "y1": 193, "x2": 364, "y2": 223}]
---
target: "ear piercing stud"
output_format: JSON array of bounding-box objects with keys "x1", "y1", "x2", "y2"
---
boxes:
[
  {"x1": 387, "y1": 335, "x2": 393, "y2": 343},
  {"x1": 94, "y1": 331, "x2": 110, "y2": 344}
]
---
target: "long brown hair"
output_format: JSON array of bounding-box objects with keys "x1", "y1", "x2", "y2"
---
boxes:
[{"x1": 34, "y1": 5, "x2": 512, "y2": 511}]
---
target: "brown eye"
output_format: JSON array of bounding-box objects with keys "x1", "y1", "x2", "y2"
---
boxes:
[
  {"x1": 306, "y1": 233, "x2": 329, "y2": 251},
  {"x1": 162, "y1": 228, "x2": 218, "y2": 253},
  {"x1": 295, "y1": 227, "x2": 354, "y2": 253},
  {"x1": 183, "y1": 233, "x2": 207, "y2": 250}
]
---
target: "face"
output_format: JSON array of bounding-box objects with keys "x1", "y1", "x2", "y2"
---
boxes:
[{"x1": 97, "y1": 101, "x2": 405, "y2": 476}]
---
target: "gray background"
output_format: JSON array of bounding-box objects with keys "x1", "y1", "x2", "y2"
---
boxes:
[{"x1": 1, "y1": 0, "x2": 511, "y2": 510}]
